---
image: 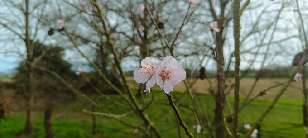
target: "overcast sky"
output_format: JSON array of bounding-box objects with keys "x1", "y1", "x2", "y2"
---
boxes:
[{"x1": 0, "y1": 0, "x2": 306, "y2": 74}]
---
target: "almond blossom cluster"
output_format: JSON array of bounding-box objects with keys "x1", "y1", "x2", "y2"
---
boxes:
[{"x1": 134, "y1": 56, "x2": 186, "y2": 94}]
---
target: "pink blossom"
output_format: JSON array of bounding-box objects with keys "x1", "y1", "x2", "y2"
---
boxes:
[
  {"x1": 138, "y1": 4, "x2": 145, "y2": 13},
  {"x1": 57, "y1": 19, "x2": 65, "y2": 29},
  {"x1": 134, "y1": 57, "x2": 160, "y2": 92},
  {"x1": 157, "y1": 56, "x2": 186, "y2": 94},
  {"x1": 209, "y1": 21, "x2": 220, "y2": 32},
  {"x1": 294, "y1": 72, "x2": 303, "y2": 81},
  {"x1": 188, "y1": 0, "x2": 194, "y2": 4}
]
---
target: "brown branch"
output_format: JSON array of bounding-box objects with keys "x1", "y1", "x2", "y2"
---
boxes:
[
  {"x1": 232, "y1": 0, "x2": 241, "y2": 136},
  {"x1": 166, "y1": 94, "x2": 193, "y2": 138}
]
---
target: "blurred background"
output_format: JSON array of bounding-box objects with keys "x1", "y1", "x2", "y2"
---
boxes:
[{"x1": 0, "y1": 0, "x2": 306, "y2": 138}]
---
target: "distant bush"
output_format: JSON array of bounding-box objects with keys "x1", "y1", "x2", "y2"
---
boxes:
[{"x1": 14, "y1": 41, "x2": 76, "y2": 108}]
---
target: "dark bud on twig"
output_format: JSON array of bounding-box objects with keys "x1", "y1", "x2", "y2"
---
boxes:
[
  {"x1": 292, "y1": 48, "x2": 308, "y2": 67},
  {"x1": 259, "y1": 91, "x2": 266, "y2": 96},
  {"x1": 158, "y1": 22, "x2": 164, "y2": 29},
  {"x1": 48, "y1": 28, "x2": 54, "y2": 36},
  {"x1": 292, "y1": 52, "x2": 304, "y2": 66},
  {"x1": 226, "y1": 116, "x2": 233, "y2": 123},
  {"x1": 199, "y1": 67, "x2": 206, "y2": 80},
  {"x1": 58, "y1": 27, "x2": 65, "y2": 32}
]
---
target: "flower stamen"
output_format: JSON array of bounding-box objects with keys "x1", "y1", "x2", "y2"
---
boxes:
[
  {"x1": 141, "y1": 64, "x2": 155, "y2": 75},
  {"x1": 159, "y1": 68, "x2": 172, "y2": 81}
]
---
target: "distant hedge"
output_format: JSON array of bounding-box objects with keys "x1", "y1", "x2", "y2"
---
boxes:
[{"x1": 125, "y1": 66, "x2": 301, "y2": 78}]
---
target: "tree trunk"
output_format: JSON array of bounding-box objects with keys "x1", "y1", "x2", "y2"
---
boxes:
[
  {"x1": 302, "y1": 67, "x2": 308, "y2": 138},
  {"x1": 294, "y1": 1, "x2": 308, "y2": 137},
  {"x1": 24, "y1": 0, "x2": 34, "y2": 134},
  {"x1": 233, "y1": 0, "x2": 241, "y2": 137},
  {"x1": 44, "y1": 104, "x2": 54, "y2": 138},
  {"x1": 24, "y1": 96, "x2": 33, "y2": 134},
  {"x1": 215, "y1": 25, "x2": 226, "y2": 138}
]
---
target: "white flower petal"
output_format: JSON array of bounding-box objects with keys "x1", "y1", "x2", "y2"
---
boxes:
[
  {"x1": 163, "y1": 80, "x2": 174, "y2": 94},
  {"x1": 141, "y1": 57, "x2": 160, "y2": 67},
  {"x1": 145, "y1": 76, "x2": 156, "y2": 92},
  {"x1": 134, "y1": 69, "x2": 149, "y2": 83},
  {"x1": 161, "y1": 56, "x2": 178, "y2": 67},
  {"x1": 157, "y1": 75, "x2": 164, "y2": 87},
  {"x1": 171, "y1": 67, "x2": 186, "y2": 84}
]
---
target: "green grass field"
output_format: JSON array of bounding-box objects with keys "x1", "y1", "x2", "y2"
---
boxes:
[{"x1": 0, "y1": 90, "x2": 305, "y2": 138}]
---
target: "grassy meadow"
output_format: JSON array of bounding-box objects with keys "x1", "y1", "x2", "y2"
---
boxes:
[{"x1": 0, "y1": 78, "x2": 306, "y2": 138}]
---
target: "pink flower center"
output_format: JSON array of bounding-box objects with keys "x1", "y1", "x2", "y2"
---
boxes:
[
  {"x1": 141, "y1": 64, "x2": 155, "y2": 75},
  {"x1": 159, "y1": 68, "x2": 172, "y2": 81}
]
